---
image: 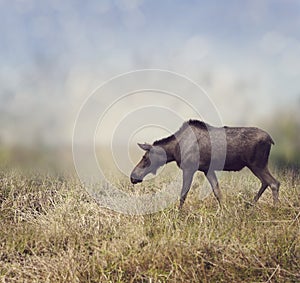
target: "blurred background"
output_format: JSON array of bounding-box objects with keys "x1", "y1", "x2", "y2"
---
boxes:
[{"x1": 0, "y1": 0, "x2": 299, "y2": 171}]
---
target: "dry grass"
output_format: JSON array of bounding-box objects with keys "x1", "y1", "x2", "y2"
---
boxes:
[{"x1": 0, "y1": 167, "x2": 299, "y2": 282}]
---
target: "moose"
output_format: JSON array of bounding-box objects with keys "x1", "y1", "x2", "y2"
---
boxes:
[{"x1": 130, "y1": 120, "x2": 280, "y2": 208}]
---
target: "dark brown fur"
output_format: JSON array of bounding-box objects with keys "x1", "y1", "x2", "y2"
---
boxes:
[{"x1": 130, "y1": 120, "x2": 280, "y2": 208}]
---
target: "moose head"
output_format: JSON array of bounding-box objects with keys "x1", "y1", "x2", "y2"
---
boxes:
[{"x1": 130, "y1": 143, "x2": 167, "y2": 184}]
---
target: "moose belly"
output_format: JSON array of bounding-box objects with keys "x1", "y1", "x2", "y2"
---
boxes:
[
  {"x1": 222, "y1": 157, "x2": 246, "y2": 171},
  {"x1": 197, "y1": 156, "x2": 246, "y2": 172}
]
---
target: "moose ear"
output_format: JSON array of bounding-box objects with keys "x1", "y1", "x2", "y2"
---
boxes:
[{"x1": 138, "y1": 143, "x2": 152, "y2": 151}]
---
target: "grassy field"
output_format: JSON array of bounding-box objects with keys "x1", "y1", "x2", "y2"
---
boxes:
[{"x1": 0, "y1": 167, "x2": 299, "y2": 282}]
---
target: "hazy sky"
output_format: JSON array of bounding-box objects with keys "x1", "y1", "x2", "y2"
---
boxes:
[{"x1": 1, "y1": 0, "x2": 300, "y2": 145}]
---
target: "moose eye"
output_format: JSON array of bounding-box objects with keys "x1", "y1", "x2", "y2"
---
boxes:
[{"x1": 141, "y1": 157, "x2": 150, "y2": 168}]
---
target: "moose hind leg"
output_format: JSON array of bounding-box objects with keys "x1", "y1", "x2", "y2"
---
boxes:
[
  {"x1": 249, "y1": 167, "x2": 268, "y2": 203},
  {"x1": 205, "y1": 171, "x2": 222, "y2": 206},
  {"x1": 251, "y1": 166, "x2": 280, "y2": 204},
  {"x1": 267, "y1": 172, "x2": 280, "y2": 205},
  {"x1": 259, "y1": 168, "x2": 280, "y2": 205},
  {"x1": 254, "y1": 182, "x2": 268, "y2": 203}
]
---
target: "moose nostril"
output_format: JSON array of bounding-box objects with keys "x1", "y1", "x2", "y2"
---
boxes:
[
  {"x1": 130, "y1": 174, "x2": 137, "y2": 183},
  {"x1": 130, "y1": 173, "x2": 142, "y2": 184}
]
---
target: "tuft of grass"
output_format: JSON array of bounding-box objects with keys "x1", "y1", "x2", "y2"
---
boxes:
[{"x1": 0, "y1": 167, "x2": 299, "y2": 282}]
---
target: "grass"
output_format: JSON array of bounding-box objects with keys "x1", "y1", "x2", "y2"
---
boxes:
[{"x1": 0, "y1": 167, "x2": 299, "y2": 282}]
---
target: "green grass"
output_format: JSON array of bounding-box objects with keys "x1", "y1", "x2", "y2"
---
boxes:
[{"x1": 0, "y1": 168, "x2": 299, "y2": 282}]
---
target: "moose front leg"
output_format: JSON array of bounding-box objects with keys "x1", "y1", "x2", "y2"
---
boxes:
[
  {"x1": 205, "y1": 170, "x2": 222, "y2": 206},
  {"x1": 179, "y1": 169, "x2": 196, "y2": 209}
]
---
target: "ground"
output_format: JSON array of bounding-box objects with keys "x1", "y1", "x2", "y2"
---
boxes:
[{"x1": 0, "y1": 167, "x2": 299, "y2": 282}]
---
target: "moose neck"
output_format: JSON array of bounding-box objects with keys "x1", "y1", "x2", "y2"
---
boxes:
[{"x1": 153, "y1": 135, "x2": 177, "y2": 163}]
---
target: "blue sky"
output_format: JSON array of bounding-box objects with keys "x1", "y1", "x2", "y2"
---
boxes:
[{"x1": 0, "y1": 0, "x2": 300, "y2": 144}]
